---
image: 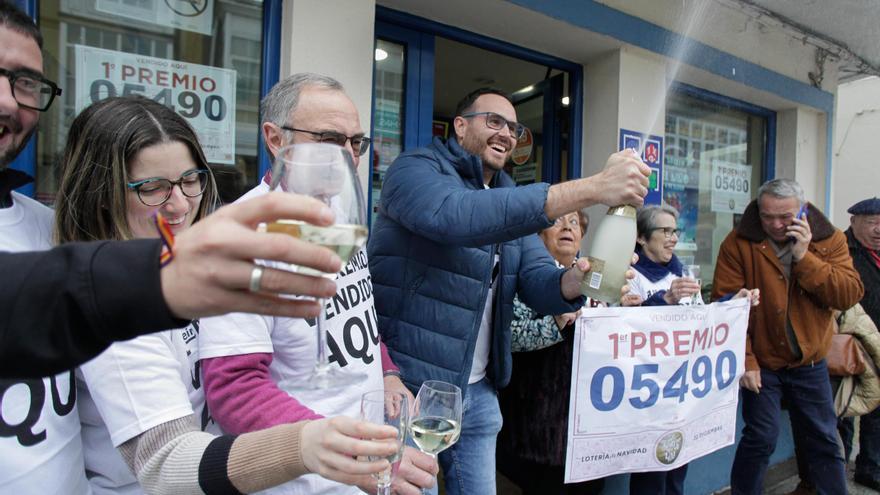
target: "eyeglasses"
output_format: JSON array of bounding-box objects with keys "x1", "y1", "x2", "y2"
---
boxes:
[
  {"x1": 652, "y1": 227, "x2": 683, "y2": 239},
  {"x1": 280, "y1": 126, "x2": 371, "y2": 156},
  {"x1": 127, "y1": 169, "x2": 210, "y2": 206},
  {"x1": 459, "y1": 112, "x2": 527, "y2": 140},
  {"x1": 0, "y1": 68, "x2": 62, "y2": 112},
  {"x1": 553, "y1": 216, "x2": 582, "y2": 229}
]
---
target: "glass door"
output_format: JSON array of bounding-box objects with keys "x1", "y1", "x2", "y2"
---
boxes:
[{"x1": 506, "y1": 73, "x2": 566, "y2": 186}]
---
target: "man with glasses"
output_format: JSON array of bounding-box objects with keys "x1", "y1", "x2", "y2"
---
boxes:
[
  {"x1": 712, "y1": 178, "x2": 863, "y2": 494},
  {"x1": 0, "y1": 0, "x2": 349, "y2": 377},
  {"x1": 198, "y1": 72, "x2": 438, "y2": 495},
  {"x1": 367, "y1": 87, "x2": 651, "y2": 494}
]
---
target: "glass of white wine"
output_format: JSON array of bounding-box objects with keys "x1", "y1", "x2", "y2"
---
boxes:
[
  {"x1": 410, "y1": 380, "x2": 462, "y2": 493},
  {"x1": 360, "y1": 390, "x2": 409, "y2": 495},
  {"x1": 682, "y1": 264, "x2": 703, "y2": 305},
  {"x1": 261, "y1": 142, "x2": 369, "y2": 389}
]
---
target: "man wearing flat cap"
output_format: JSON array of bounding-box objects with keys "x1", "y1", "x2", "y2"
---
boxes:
[{"x1": 838, "y1": 197, "x2": 880, "y2": 490}]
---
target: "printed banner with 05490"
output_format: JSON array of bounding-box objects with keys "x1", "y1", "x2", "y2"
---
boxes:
[
  {"x1": 74, "y1": 45, "x2": 236, "y2": 164},
  {"x1": 565, "y1": 299, "x2": 749, "y2": 483}
]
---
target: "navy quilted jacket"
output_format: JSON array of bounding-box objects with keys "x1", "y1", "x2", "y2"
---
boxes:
[{"x1": 367, "y1": 137, "x2": 583, "y2": 395}]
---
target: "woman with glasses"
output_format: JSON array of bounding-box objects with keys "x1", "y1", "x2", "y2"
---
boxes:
[
  {"x1": 497, "y1": 210, "x2": 608, "y2": 495},
  {"x1": 627, "y1": 204, "x2": 699, "y2": 494},
  {"x1": 628, "y1": 205, "x2": 702, "y2": 308},
  {"x1": 55, "y1": 96, "x2": 401, "y2": 494}
]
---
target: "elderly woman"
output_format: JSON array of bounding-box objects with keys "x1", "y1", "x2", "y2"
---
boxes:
[
  {"x1": 625, "y1": 204, "x2": 699, "y2": 494},
  {"x1": 629, "y1": 204, "x2": 702, "y2": 307},
  {"x1": 628, "y1": 205, "x2": 758, "y2": 494},
  {"x1": 497, "y1": 210, "x2": 605, "y2": 494},
  {"x1": 56, "y1": 96, "x2": 400, "y2": 494}
]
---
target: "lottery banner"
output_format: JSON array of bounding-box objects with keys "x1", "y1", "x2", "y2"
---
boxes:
[
  {"x1": 74, "y1": 45, "x2": 236, "y2": 164},
  {"x1": 565, "y1": 299, "x2": 749, "y2": 482}
]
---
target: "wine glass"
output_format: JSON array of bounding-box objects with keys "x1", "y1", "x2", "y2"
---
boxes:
[
  {"x1": 261, "y1": 142, "x2": 369, "y2": 389},
  {"x1": 360, "y1": 390, "x2": 409, "y2": 495},
  {"x1": 410, "y1": 380, "x2": 462, "y2": 493},
  {"x1": 682, "y1": 264, "x2": 703, "y2": 305}
]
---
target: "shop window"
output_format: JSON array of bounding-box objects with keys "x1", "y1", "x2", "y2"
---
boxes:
[
  {"x1": 35, "y1": 0, "x2": 266, "y2": 205},
  {"x1": 664, "y1": 89, "x2": 769, "y2": 300},
  {"x1": 371, "y1": 39, "x2": 405, "y2": 225}
]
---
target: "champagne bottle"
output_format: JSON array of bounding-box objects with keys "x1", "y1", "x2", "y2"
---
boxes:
[{"x1": 580, "y1": 205, "x2": 637, "y2": 303}]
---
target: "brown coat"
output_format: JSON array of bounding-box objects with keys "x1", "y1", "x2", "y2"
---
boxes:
[{"x1": 712, "y1": 200, "x2": 864, "y2": 371}]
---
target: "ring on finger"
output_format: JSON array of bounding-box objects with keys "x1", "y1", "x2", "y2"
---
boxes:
[{"x1": 249, "y1": 265, "x2": 265, "y2": 292}]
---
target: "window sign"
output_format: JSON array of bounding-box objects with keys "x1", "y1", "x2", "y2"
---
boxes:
[
  {"x1": 74, "y1": 45, "x2": 237, "y2": 164},
  {"x1": 96, "y1": 0, "x2": 213, "y2": 36},
  {"x1": 709, "y1": 153, "x2": 751, "y2": 214}
]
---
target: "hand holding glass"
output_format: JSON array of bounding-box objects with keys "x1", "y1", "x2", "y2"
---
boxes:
[
  {"x1": 360, "y1": 390, "x2": 409, "y2": 495},
  {"x1": 682, "y1": 264, "x2": 703, "y2": 305},
  {"x1": 260, "y1": 143, "x2": 368, "y2": 389},
  {"x1": 410, "y1": 380, "x2": 462, "y2": 456}
]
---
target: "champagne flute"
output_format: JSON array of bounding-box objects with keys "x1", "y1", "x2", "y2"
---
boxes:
[
  {"x1": 261, "y1": 142, "x2": 368, "y2": 389},
  {"x1": 360, "y1": 390, "x2": 409, "y2": 495},
  {"x1": 410, "y1": 380, "x2": 462, "y2": 493},
  {"x1": 682, "y1": 264, "x2": 703, "y2": 305}
]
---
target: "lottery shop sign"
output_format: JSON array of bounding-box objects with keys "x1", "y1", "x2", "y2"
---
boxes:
[
  {"x1": 74, "y1": 45, "x2": 237, "y2": 164},
  {"x1": 565, "y1": 299, "x2": 749, "y2": 483}
]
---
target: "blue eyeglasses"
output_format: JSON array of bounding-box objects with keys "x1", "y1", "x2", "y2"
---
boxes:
[{"x1": 127, "y1": 169, "x2": 210, "y2": 206}]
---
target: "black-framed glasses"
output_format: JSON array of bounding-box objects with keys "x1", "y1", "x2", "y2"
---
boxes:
[
  {"x1": 127, "y1": 169, "x2": 210, "y2": 206},
  {"x1": 652, "y1": 227, "x2": 683, "y2": 239},
  {"x1": 280, "y1": 126, "x2": 371, "y2": 156},
  {"x1": 0, "y1": 68, "x2": 62, "y2": 112},
  {"x1": 459, "y1": 111, "x2": 527, "y2": 139}
]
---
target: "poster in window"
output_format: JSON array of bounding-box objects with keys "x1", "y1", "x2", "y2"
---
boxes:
[
  {"x1": 96, "y1": 0, "x2": 213, "y2": 36},
  {"x1": 710, "y1": 160, "x2": 751, "y2": 214},
  {"x1": 74, "y1": 45, "x2": 237, "y2": 164}
]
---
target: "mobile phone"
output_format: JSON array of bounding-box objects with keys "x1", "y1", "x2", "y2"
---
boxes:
[{"x1": 788, "y1": 204, "x2": 807, "y2": 242}]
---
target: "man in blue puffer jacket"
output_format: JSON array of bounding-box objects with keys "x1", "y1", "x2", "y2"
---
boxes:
[{"x1": 368, "y1": 87, "x2": 651, "y2": 494}]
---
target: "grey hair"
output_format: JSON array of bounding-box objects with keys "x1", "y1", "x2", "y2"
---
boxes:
[
  {"x1": 757, "y1": 178, "x2": 805, "y2": 204},
  {"x1": 260, "y1": 72, "x2": 345, "y2": 128},
  {"x1": 637, "y1": 204, "x2": 680, "y2": 238}
]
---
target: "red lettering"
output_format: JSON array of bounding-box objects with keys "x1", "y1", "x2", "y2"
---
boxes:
[
  {"x1": 672, "y1": 331, "x2": 690, "y2": 355},
  {"x1": 173, "y1": 73, "x2": 190, "y2": 90},
  {"x1": 138, "y1": 67, "x2": 153, "y2": 85},
  {"x1": 650, "y1": 332, "x2": 670, "y2": 357},
  {"x1": 692, "y1": 327, "x2": 711, "y2": 351},
  {"x1": 121, "y1": 65, "x2": 135, "y2": 81},
  {"x1": 199, "y1": 77, "x2": 216, "y2": 93},
  {"x1": 608, "y1": 333, "x2": 619, "y2": 360},
  {"x1": 714, "y1": 323, "x2": 730, "y2": 346},
  {"x1": 155, "y1": 70, "x2": 168, "y2": 87},
  {"x1": 631, "y1": 332, "x2": 646, "y2": 357}
]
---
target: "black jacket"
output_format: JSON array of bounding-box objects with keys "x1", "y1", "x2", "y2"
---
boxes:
[
  {"x1": 1, "y1": 239, "x2": 185, "y2": 378},
  {"x1": 848, "y1": 228, "x2": 880, "y2": 328}
]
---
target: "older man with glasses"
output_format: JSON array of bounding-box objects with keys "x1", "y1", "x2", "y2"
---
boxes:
[
  {"x1": 198, "y1": 72, "x2": 437, "y2": 495},
  {"x1": 367, "y1": 86, "x2": 652, "y2": 494}
]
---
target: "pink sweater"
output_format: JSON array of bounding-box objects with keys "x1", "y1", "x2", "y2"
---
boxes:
[{"x1": 202, "y1": 343, "x2": 399, "y2": 434}]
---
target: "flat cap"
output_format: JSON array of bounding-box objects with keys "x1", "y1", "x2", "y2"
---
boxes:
[{"x1": 848, "y1": 197, "x2": 880, "y2": 215}]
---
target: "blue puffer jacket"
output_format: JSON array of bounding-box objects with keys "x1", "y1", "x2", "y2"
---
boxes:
[{"x1": 368, "y1": 137, "x2": 583, "y2": 396}]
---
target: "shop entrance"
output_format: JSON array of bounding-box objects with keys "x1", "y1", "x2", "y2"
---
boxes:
[{"x1": 370, "y1": 14, "x2": 579, "y2": 223}]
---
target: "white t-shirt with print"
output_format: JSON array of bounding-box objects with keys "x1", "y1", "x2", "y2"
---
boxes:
[
  {"x1": 78, "y1": 321, "x2": 212, "y2": 494},
  {"x1": 199, "y1": 182, "x2": 384, "y2": 495},
  {"x1": 0, "y1": 192, "x2": 92, "y2": 494}
]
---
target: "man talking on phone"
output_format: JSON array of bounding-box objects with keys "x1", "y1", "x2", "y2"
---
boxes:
[{"x1": 712, "y1": 178, "x2": 863, "y2": 494}]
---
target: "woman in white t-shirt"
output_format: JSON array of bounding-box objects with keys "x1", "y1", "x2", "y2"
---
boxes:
[
  {"x1": 54, "y1": 96, "x2": 401, "y2": 494},
  {"x1": 628, "y1": 204, "x2": 703, "y2": 308},
  {"x1": 627, "y1": 204, "x2": 700, "y2": 495}
]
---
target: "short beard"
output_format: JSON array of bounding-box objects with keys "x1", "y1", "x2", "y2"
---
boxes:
[{"x1": 0, "y1": 127, "x2": 36, "y2": 171}]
